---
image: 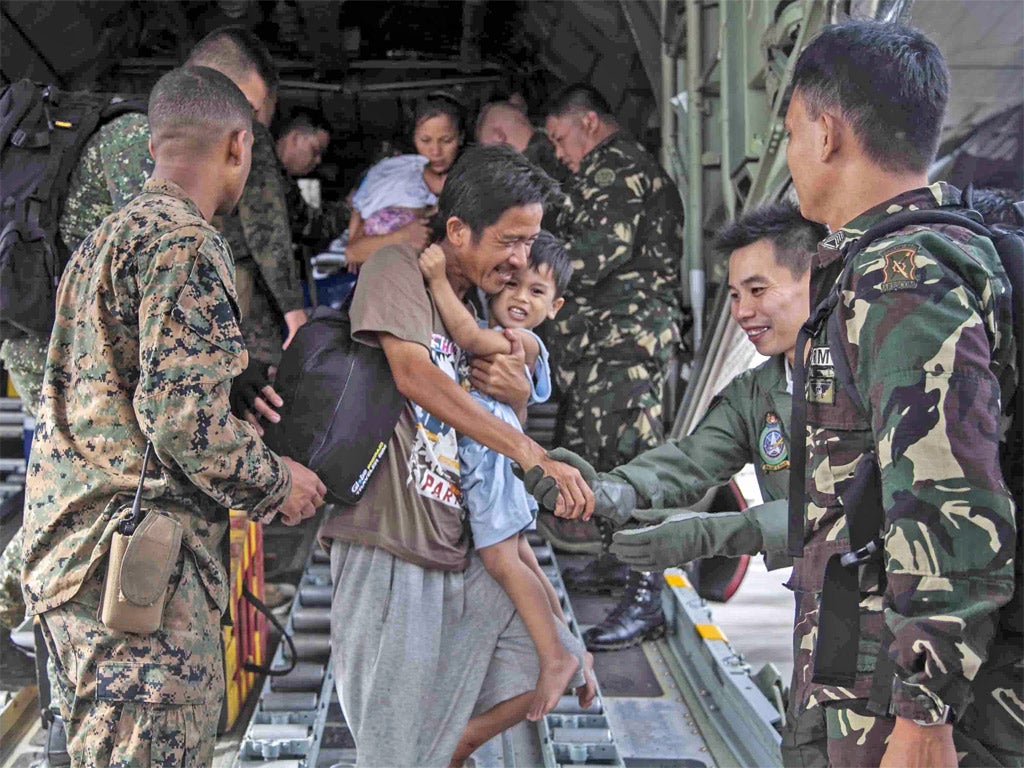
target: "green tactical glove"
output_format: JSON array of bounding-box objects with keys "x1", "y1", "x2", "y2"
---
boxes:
[
  {"x1": 609, "y1": 499, "x2": 792, "y2": 572},
  {"x1": 520, "y1": 448, "x2": 637, "y2": 526}
]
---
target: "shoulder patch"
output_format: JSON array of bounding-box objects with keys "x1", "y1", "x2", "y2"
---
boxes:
[
  {"x1": 594, "y1": 167, "x2": 616, "y2": 188},
  {"x1": 878, "y1": 245, "x2": 919, "y2": 293},
  {"x1": 758, "y1": 411, "x2": 790, "y2": 472}
]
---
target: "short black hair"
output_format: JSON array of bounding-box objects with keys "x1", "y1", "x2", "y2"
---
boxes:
[
  {"x1": 713, "y1": 201, "x2": 826, "y2": 277},
  {"x1": 544, "y1": 84, "x2": 616, "y2": 122},
  {"x1": 528, "y1": 230, "x2": 573, "y2": 296},
  {"x1": 972, "y1": 187, "x2": 1024, "y2": 228},
  {"x1": 792, "y1": 20, "x2": 949, "y2": 173},
  {"x1": 434, "y1": 144, "x2": 557, "y2": 241},
  {"x1": 149, "y1": 66, "x2": 253, "y2": 147},
  {"x1": 414, "y1": 91, "x2": 465, "y2": 135},
  {"x1": 187, "y1": 25, "x2": 279, "y2": 94},
  {"x1": 279, "y1": 111, "x2": 329, "y2": 139}
]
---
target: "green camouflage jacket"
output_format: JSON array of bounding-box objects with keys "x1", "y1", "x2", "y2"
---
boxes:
[
  {"x1": 549, "y1": 132, "x2": 684, "y2": 369},
  {"x1": 59, "y1": 111, "x2": 152, "y2": 251},
  {"x1": 216, "y1": 121, "x2": 304, "y2": 318},
  {"x1": 22, "y1": 179, "x2": 291, "y2": 618},
  {"x1": 792, "y1": 183, "x2": 1017, "y2": 723},
  {"x1": 610, "y1": 354, "x2": 791, "y2": 507}
]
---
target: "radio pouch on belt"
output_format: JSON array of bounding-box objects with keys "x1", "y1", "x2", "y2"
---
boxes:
[{"x1": 100, "y1": 443, "x2": 182, "y2": 634}]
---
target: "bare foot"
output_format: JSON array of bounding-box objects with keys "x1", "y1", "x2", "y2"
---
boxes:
[
  {"x1": 575, "y1": 652, "x2": 597, "y2": 710},
  {"x1": 527, "y1": 649, "x2": 579, "y2": 721}
]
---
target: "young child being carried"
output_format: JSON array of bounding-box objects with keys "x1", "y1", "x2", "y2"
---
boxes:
[{"x1": 418, "y1": 232, "x2": 595, "y2": 723}]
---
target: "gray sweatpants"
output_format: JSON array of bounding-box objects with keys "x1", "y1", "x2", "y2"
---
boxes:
[{"x1": 329, "y1": 540, "x2": 586, "y2": 768}]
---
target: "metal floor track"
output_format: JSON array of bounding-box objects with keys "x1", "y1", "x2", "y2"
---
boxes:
[{"x1": 235, "y1": 535, "x2": 626, "y2": 768}]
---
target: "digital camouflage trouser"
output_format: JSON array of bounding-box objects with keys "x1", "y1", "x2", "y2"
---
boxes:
[
  {"x1": 0, "y1": 335, "x2": 46, "y2": 629},
  {"x1": 39, "y1": 551, "x2": 224, "y2": 767},
  {"x1": 824, "y1": 656, "x2": 1024, "y2": 768}
]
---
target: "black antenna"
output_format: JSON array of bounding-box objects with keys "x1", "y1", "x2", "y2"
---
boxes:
[{"x1": 119, "y1": 443, "x2": 152, "y2": 536}]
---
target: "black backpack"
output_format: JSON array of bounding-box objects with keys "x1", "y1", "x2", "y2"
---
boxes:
[
  {"x1": 0, "y1": 80, "x2": 146, "y2": 340},
  {"x1": 262, "y1": 304, "x2": 406, "y2": 506},
  {"x1": 789, "y1": 203, "x2": 1024, "y2": 708}
]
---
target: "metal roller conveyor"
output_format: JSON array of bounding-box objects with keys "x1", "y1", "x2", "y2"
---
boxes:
[
  {"x1": 290, "y1": 606, "x2": 331, "y2": 632},
  {"x1": 291, "y1": 634, "x2": 331, "y2": 661},
  {"x1": 297, "y1": 583, "x2": 332, "y2": 606},
  {"x1": 260, "y1": 692, "x2": 319, "y2": 712}
]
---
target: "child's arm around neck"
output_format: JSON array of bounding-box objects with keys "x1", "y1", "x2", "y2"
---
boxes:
[{"x1": 419, "y1": 245, "x2": 540, "y2": 368}]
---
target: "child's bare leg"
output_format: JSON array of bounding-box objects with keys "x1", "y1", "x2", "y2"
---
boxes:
[
  {"x1": 517, "y1": 534, "x2": 567, "y2": 623},
  {"x1": 449, "y1": 692, "x2": 531, "y2": 767},
  {"x1": 516, "y1": 538, "x2": 597, "y2": 712},
  {"x1": 479, "y1": 536, "x2": 579, "y2": 721}
]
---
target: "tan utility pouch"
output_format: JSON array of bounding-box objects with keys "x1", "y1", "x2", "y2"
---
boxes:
[{"x1": 100, "y1": 508, "x2": 183, "y2": 634}]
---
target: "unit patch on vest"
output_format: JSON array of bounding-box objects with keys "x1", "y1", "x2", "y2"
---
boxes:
[
  {"x1": 879, "y1": 246, "x2": 919, "y2": 293},
  {"x1": 759, "y1": 411, "x2": 789, "y2": 471},
  {"x1": 806, "y1": 345, "x2": 835, "y2": 405},
  {"x1": 594, "y1": 167, "x2": 616, "y2": 187}
]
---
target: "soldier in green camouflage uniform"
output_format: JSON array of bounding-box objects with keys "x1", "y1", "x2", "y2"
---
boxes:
[
  {"x1": 785, "y1": 22, "x2": 1021, "y2": 766},
  {"x1": 543, "y1": 86, "x2": 683, "y2": 471},
  {"x1": 22, "y1": 67, "x2": 324, "y2": 766},
  {"x1": 540, "y1": 85, "x2": 683, "y2": 650}
]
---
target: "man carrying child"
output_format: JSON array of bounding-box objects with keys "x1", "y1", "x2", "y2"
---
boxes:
[{"x1": 319, "y1": 144, "x2": 595, "y2": 767}]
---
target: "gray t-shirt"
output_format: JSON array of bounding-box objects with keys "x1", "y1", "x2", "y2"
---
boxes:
[{"x1": 318, "y1": 245, "x2": 469, "y2": 571}]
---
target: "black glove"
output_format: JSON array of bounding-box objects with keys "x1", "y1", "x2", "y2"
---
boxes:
[{"x1": 229, "y1": 358, "x2": 272, "y2": 420}]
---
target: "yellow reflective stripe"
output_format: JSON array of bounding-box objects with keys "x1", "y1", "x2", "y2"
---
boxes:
[
  {"x1": 664, "y1": 572, "x2": 690, "y2": 589},
  {"x1": 695, "y1": 623, "x2": 728, "y2": 642}
]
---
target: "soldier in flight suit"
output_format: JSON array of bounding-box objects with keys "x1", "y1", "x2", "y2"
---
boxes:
[
  {"x1": 541, "y1": 84, "x2": 684, "y2": 650},
  {"x1": 20, "y1": 66, "x2": 325, "y2": 767},
  {"x1": 0, "y1": 25, "x2": 291, "y2": 636},
  {"x1": 527, "y1": 202, "x2": 832, "y2": 767},
  {"x1": 784, "y1": 21, "x2": 1020, "y2": 766}
]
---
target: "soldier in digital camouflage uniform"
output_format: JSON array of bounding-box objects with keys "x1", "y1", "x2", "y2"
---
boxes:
[
  {"x1": 0, "y1": 111, "x2": 153, "y2": 634},
  {"x1": 541, "y1": 84, "x2": 684, "y2": 650},
  {"x1": 525, "y1": 202, "x2": 832, "y2": 767},
  {"x1": 0, "y1": 27, "x2": 295, "y2": 630},
  {"x1": 784, "y1": 22, "x2": 1020, "y2": 766},
  {"x1": 216, "y1": 117, "x2": 307, "y2": 367},
  {"x1": 21, "y1": 66, "x2": 324, "y2": 767}
]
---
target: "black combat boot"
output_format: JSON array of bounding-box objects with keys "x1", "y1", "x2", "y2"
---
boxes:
[
  {"x1": 562, "y1": 519, "x2": 630, "y2": 593},
  {"x1": 582, "y1": 570, "x2": 666, "y2": 651},
  {"x1": 562, "y1": 551, "x2": 631, "y2": 594}
]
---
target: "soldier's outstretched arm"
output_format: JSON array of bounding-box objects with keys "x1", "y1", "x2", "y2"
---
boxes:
[
  {"x1": 524, "y1": 375, "x2": 755, "y2": 524},
  {"x1": 606, "y1": 377, "x2": 755, "y2": 509},
  {"x1": 609, "y1": 499, "x2": 791, "y2": 572},
  {"x1": 843, "y1": 236, "x2": 1015, "y2": 724},
  {"x1": 133, "y1": 228, "x2": 294, "y2": 523}
]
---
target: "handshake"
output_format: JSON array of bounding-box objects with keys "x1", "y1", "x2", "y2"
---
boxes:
[{"x1": 519, "y1": 448, "x2": 790, "y2": 572}]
